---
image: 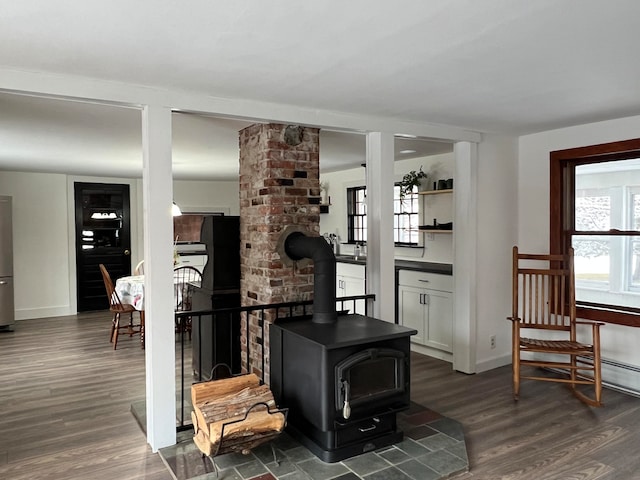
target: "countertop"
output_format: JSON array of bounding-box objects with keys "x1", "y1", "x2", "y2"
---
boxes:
[{"x1": 335, "y1": 255, "x2": 452, "y2": 275}]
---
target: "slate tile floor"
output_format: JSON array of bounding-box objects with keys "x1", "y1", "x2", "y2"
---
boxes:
[{"x1": 158, "y1": 403, "x2": 468, "y2": 480}]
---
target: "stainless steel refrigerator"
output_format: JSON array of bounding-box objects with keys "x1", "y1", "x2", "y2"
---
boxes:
[{"x1": 0, "y1": 196, "x2": 14, "y2": 330}]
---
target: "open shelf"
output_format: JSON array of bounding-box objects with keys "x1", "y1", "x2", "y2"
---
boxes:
[{"x1": 418, "y1": 189, "x2": 453, "y2": 195}]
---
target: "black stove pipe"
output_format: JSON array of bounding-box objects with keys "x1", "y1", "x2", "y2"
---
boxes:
[{"x1": 284, "y1": 231, "x2": 337, "y2": 324}]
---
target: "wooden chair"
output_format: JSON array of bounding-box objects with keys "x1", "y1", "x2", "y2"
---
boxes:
[
  {"x1": 174, "y1": 265, "x2": 202, "y2": 337},
  {"x1": 99, "y1": 264, "x2": 143, "y2": 349},
  {"x1": 134, "y1": 260, "x2": 144, "y2": 275},
  {"x1": 508, "y1": 246, "x2": 604, "y2": 407}
]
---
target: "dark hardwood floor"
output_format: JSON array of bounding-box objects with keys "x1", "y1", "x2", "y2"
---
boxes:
[
  {"x1": 2, "y1": 312, "x2": 640, "y2": 479},
  {"x1": 411, "y1": 353, "x2": 640, "y2": 479},
  {"x1": 0, "y1": 312, "x2": 170, "y2": 480}
]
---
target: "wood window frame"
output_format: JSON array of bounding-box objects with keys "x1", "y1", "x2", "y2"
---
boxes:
[{"x1": 550, "y1": 137, "x2": 640, "y2": 327}]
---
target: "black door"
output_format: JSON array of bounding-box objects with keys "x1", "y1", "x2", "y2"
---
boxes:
[{"x1": 75, "y1": 182, "x2": 131, "y2": 312}]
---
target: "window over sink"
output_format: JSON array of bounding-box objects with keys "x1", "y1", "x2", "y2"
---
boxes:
[{"x1": 346, "y1": 184, "x2": 420, "y2": 246}]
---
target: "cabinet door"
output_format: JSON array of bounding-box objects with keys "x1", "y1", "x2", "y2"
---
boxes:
[
  {"x1": 342, "y1": 274, "x2": 366, "y2": 314},
  {"x1": 398, "y1": 284, "x2": 425, "y2": 344},
  {"x1": 424, "y1": 289, "x2": 453, "y2": 352}
]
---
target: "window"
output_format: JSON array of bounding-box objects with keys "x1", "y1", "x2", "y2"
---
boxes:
[
  {"x1": 346, "y1": 185, "x2": 420, "y2": 246},
  {"x1": 347, "y1": 186, "x2": 367, "y2": 243},
  {"x1": 550, "y1": 138, "x2": 640, "y2": 326}
]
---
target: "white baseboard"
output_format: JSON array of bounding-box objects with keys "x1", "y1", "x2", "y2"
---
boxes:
[
  {"x1": 410, "y1": 343, "x2": 453, "y2": 363},
  {"x1": 16, "y1": 306, "x2": 73, "y2": 320},
  {"x1": 475, "y1": 353, "x2": 512, "y2": 373}
]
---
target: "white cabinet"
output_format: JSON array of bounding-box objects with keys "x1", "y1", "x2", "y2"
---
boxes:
[
  {"x1": 336, "y1": 262, "x2": 366, "y2": 314},
  {"x1": 398, "y1": 270, "x2": 453, "y2": 360},
  {"x1": 175, "y1": 254, "x2": 207, "y2": 274}
]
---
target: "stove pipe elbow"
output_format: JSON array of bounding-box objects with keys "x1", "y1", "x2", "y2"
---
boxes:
[{"x1": 284, "y1": 231, "x2": 337, "y2": 324}]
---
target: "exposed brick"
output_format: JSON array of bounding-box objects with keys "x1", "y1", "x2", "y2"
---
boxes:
[{"x1": 240, "y1": 123, "x2": 320, "y2": 378}]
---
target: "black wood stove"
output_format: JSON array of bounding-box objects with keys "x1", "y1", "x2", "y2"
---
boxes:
[{"x1": 269, "y1": 232, "x2": 416, "y2": 463}]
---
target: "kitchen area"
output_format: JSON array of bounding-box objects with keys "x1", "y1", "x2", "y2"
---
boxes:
[{"x1": 320, "y1": 148, "x2": 456, "y2": 363}]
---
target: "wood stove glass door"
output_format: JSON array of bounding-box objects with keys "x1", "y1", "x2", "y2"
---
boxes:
[{"x1": 335, "y1": 348, "x2": 406, "y2": 414}]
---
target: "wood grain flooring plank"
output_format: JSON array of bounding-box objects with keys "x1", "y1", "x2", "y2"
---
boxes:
[
  {"x1": 0, "y1": 313, "x2": 170, "y2": 480},
  {"x1": 409, "y1": 352, "x2": 640, "y2": 479},
  {"x1": 3, "y1": 314, "x2": 640, "y2": 479}
]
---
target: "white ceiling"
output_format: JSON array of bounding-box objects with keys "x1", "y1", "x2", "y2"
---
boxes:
[{"x1": 1, "y1": 1, "x2": 639, "y2": 179}]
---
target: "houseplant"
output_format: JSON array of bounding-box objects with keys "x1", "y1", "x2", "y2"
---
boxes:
[{"x1": 399, "y1": 166, "x2": 428, "y2": 201}]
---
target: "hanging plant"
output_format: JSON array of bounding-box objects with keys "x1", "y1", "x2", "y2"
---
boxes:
[{"x1": 399, "y1": 166, "x2": 428, "y2": 200}]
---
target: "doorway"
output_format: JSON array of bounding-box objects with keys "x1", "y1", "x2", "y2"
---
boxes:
[{"x1": 74, "y1": 182, "x2": 132, "y2": 312}]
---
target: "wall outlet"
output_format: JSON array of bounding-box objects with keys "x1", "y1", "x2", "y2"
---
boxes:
[
  {"x1": 490, "y1": 335, "x2": 496, "y2": 349},
  {"x1": 426, "y1": 233, "x2": 435, "y2": 241}
]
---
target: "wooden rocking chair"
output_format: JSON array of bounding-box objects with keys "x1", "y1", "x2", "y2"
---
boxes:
[{"x1": 508, "y1": 246, "x2": 604, "y2": 407}]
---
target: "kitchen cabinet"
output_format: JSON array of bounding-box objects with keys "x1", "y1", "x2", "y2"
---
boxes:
[
  {"x1": 336, "y1": 262, "x2": 366, "y2": 314},
  {"x1": 398, "y1": 269, "x2": 453, "y2": 360}
]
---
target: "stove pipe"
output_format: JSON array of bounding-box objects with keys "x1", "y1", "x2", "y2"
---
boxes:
[{"x1": 284, "y1": 231, "x2": 337, "y2": 324}]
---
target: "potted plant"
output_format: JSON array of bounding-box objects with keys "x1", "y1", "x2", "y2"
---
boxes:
[{"x1": 399, "y1": 166, "x2": 428, "y2": 201}]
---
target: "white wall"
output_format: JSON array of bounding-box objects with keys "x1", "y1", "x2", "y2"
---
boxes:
[
  {"x1": 173, "y1": 179, "x2": 239, "y2": 216},
  {"x1": 320, "y1": 152, "x2": 455, "y2": 262},
  {"x1": 474, "y1": 135, "x2": 519, "y2": 372},
  {"x1": 0, "y1": 170, "x2": 239, "y2": 320},
  {"x1": 0, "y1": 171, "x2": 70, "y2": 319},
  {"x1": 519, "y1": 114, "x2": 640, "y2": 391}
]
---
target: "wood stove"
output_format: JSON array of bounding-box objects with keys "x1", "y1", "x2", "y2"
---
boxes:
[
  {"x1": 268, "y1": 231, "x2": 416, "y2": 462},
  {"x1": 270, "y1": 314, "x2": 415, "y2": 462}
]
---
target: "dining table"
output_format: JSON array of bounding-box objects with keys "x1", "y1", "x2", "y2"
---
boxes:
[
  {"x1": 114, "y1": 272, "x2": 194, "y2": 347},
  {"x1": 114, "y1": 274, "x2": 146, "y2": 347}
]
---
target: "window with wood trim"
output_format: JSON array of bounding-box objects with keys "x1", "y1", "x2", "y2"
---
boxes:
[{"x1": 550, "y1": 138, "x2": 640, "y2": 326}]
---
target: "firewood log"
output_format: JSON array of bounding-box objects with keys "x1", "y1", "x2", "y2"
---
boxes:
[
  {"x1": 191, "y1": 373, "x2": 260, "y2": 405},
  {"x1": 193, "y1": 384, "x2": 276, "y2": 438},
  {"x1": 191, "y1": 378, "x2": 286, "y2": 455}
]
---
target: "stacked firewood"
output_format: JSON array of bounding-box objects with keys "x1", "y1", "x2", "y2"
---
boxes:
[{"x1": 191, "y1": 373, "x2": 286, "y2": 456}]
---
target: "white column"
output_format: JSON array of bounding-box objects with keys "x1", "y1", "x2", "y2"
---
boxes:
[
  {"x1": 452, "y1": 141, "x2": 478, "y2": 373},
  {"x1": 141, "y1": 105, "x2": 176, "y2": 451},
  {"x1": 365, "y1": 132, "x2": 396, "y2": 321}
]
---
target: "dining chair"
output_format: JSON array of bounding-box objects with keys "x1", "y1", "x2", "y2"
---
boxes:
[
  {"x1": 134, "y1": 259, "x2": 144, "y2": 275},
  {"x1": 508, "y1": 246, "x2": 603, "y2": 406},
  {"x1": 99, "y1": 264, "x2": 143, "y2": 349},
  {"x1": 173, "y1": 265, "x2": 202, "y2": 338}
]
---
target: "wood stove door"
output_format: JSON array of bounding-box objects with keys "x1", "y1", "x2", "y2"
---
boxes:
[{"x1": 335, "y1": 348, "x2": 407, "y2": 418}]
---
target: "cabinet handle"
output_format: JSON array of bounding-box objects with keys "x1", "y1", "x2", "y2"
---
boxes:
[
  {"x1": 419, "y1": 279, "x2": 430, "y2": 283},
  {"x1": 419, "y1": 293, "x2": 424, "y2": 305},
  {"x1": 424, "y1": 294, "x2": 430, "y2": 305},
  {"x1": 359, "y1": 425, "x2": 377, "y2": 432}
]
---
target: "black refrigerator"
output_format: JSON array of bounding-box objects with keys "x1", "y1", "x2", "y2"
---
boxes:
[{"x1": 191, "y1": 215, "x2": 241, "y2": 380}]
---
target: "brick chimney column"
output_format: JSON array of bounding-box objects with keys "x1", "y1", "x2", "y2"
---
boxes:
[{"x1": 239, "y1": 123, "x2": 321, "y2": 381}]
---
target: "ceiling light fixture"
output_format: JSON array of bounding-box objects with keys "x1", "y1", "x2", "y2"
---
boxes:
[
  {"x1": 172, "y1": 202, "x2": 182, "y2": 217},
  {"x1": 399, "y1": 149, "x2": 417, "y2": 154}
]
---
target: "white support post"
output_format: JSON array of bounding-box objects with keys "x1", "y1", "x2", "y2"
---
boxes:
[
  {"x1": 452, "y1": 141, "x2": 478, "y2": 374},
  {"x1": 365, "y1": 132, "x2": 396, "y2": 322},
  {"x1": 141, "y1": 105, "x2": 177, "y2": 451}
]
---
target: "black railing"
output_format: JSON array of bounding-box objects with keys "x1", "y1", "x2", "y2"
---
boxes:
[{"x1": 174, "y1": 294, "x2": 376, "y2": 431}]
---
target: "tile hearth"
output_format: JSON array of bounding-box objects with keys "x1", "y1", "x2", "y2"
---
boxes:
[{"x1": 159, "y1": 403, "x2": 468, "y2": 480}]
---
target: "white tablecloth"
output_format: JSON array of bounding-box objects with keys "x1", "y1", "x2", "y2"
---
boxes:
[
  {"x1": 115, "y1": 275, "x2": 145, "y2": 310},
  {"x1": 114, "y1": 273, "x2": 191, "y2": 311}
]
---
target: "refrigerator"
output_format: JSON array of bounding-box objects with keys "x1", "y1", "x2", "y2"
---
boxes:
[
  {"x1": 191, "y1": 215, "x2": 241, "y2": 379},
  {"x1": 0, "y1": 196, "x2": 14, "y2": 330}
]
